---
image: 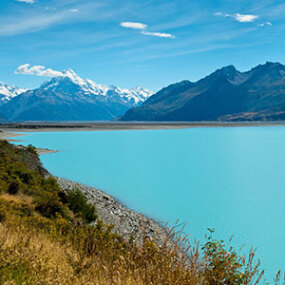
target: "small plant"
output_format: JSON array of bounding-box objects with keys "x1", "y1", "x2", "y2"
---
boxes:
[
  {"x1": 26, "y1": 144, "x2": 38, "y2": 156},
  {"x1": 202, "y1": 228, "x2": 263, "y2": 284},
  {"x1": 34, "y1": 195, "x2": 66, "y2": 219},
  {"x1": 7, "y1": 181, "x2": 20, "y2": 195},
  {"x1": 66, "y1": 188, "x2": 97, "y2": 223},
  {"x1": 0, "y1": 211, "x2": 5, "y2": 223},
  {"x1": 18, "y1": 172, "x2": 34, "y2": 184}
]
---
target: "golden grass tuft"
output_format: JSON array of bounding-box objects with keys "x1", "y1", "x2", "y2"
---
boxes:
[
  {"x1": 0, "y1": 224, "x2": 76, "y2": 285},
  {"x1": 0, "y1": 193, "x2": 34, "y2": 205}
]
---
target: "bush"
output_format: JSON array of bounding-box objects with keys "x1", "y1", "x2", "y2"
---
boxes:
[
  {"x1": 8, "y1": 181, "x2": 20, "y2": 195},
  {"x1": 58, "y1": 191, "x2": 68, "y2": 204},
  {"x1": 0, "y1": 211, "x2": 5, "y2": 223},
  {"x1": 34, "y1": 195, "x2": 66, "y2": 219},
  {"x1": 201, "y1": 228, "x2": 262, "y2": 284},
  {"x1": 18, "y1": 172, "x2": 34, "y2": 184},
  {"x1": 19, "y1": 204, "x2": 33, "y2": 217},
  {"x1": 26, "y1": 144, "x2": 38, "y2": 156},
  {"x1": 66, "y1": 188, "x2": 97, "y2": 223}
]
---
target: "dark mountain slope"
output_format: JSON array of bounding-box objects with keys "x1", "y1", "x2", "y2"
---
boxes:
[{"x1": 121, "y1": 62, "x2": 285, "y2": 121}]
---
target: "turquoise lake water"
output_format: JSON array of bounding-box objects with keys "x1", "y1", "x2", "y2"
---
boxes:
[{"x1": 14, "y1": 127, "x2": 285, "y2": 281}]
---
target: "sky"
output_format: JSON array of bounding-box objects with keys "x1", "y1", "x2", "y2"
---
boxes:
[{"x1": 0, "y1": 0, "x2": 285, "y2": 91}]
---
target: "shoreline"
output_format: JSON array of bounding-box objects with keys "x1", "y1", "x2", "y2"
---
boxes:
[
  {"x1": 0, "y1": 132, "x2": 58, "y2": 154},
  {"x1": 0, "y1": 131, "x2": 168, "y2": 243},
  {"x1": 1, "y1": 121, "x2": 285, "y2": 132},
  {"x1": 36, "y1": 148, "x2": 58, "y2": 155},
  {"x1": 56, "y1": 177, "x2": 168, "y2": 245}
]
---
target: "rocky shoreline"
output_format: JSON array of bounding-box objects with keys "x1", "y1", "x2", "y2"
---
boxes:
[
  {"x1": 0, "y1": 130, "x2": 169, "y2": 245},
  {"x1": 56, "y1": 177, "x2": 169, "y2": 245}
]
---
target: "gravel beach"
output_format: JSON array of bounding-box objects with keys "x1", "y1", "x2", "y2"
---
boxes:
[{"x1": 56, "y1": 177, "x2": 169, "y2": 245}]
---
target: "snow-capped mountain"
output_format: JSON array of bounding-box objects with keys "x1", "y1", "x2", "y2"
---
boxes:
[
  {"x1": 0, "y1": 70, "x2": 153, "y2": 121},
  {"x1": 0, "y1": 82, "x2": 27, "y2": 105},
  {"x1": 40, "y1": 69, "x2": 153, "y2": 106}
]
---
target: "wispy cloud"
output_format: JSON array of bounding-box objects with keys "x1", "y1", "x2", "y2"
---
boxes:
[
  {"x1": 215, "y1": 12, "x2": 259, "y2": 23},
  {"x1": 141, "y1": 31, "x2": 175, "y2": 39},
  {"x1": 0, "y1": 2, "x2": 109, "y2": 37},
  {"x1": 115, "y1": 23, "x2": 259, "y2": 64},
  {"x1": 69, "y1": 8, "x2": 79, "y2": 13},
  {"x1": 15, "y1": 64, "x2": 64, "y2": 77},
  {"x1": 0, "y1": 10, "x2": 78, "y2": 37},
  {"x1": 16, "y1": 0, "x2": 35, "y2": 3},
  {"x1": 258, "y1": 21, "x2": 272, "y2": 27},
  {"x1": 120, "y1": 21, "x2": 175, "y2": 39},
  {"x1": 120, "y1": 22, "x2": 147, "y2": 30}
]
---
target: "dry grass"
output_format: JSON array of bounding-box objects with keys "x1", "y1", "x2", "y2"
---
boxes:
[
  {"x1": 0, "y1": 222, "x2": 194, "y2": 285},
  {"x1": 0, "y1": 212, "x2": 275, "y2": 285},
  {"x1": 0, "y1": 193, "x2": 33, "y2": 205},
  {"x1": 0, "y1": 224, "x2": 75, "y2": 285},
  {"x1": 0, "y1": 197, "x2": 284, "y2": 284}
]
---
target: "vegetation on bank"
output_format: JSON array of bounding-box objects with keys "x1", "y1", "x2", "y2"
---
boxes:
[{"x1": 0, "y1": 140, "x2": 283, "y2": 284}]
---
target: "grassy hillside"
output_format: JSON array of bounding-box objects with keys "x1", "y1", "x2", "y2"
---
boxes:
[{"x1": 0, "y1": 140, "x2": 281, "y2": 284}]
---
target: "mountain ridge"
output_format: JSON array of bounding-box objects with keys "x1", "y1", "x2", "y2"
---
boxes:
[
  {"x1": 0, "y1": 70, "x2": 153, "y2": 122},
  {"x1": 121, "y1": 62, "x2": 285, "y2": 122}
]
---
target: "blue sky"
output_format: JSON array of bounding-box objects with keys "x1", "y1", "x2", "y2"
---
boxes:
[{"x1": 0, "y1": 0, "x2": 285, "y2": 91}]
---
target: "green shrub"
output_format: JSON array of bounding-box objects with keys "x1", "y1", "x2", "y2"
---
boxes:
[
  {"x1": 26, "y1": 144, "x2": 38, "y2": 156},
  {"x1": 19, "y1": 204, "x2": 34, "y2": 217},
  {"x1": 202, "y1": 228, "x2": 262, "y2": 284},
  {"x1": 66, "y1": 188, "x2": 97, "y2": 223},
  {"x1": 42, "y1": 177, "x2": 59, "y2": 189},
  {"x1": 18, "y1": 172, "x2": 34, "y2": 184},
  {"x1": 8, "y1": 181, "x2": 20, "y2": 195},
  {"x1": 58, "y1": 191, "x2": 68, "y2": 204},
  {"x1": 0, "y1": 211, "x2": 5, "y2": 223},
  {"x1": 34, "y1": 195, "x2": 66, "y2": 219}
]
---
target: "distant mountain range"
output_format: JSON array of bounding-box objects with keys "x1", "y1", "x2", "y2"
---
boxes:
[
  {"x1": 2, "y1": 62, "x2": 285, "y2": 122},
  {"x1": 121, "y1": 62, "x2": 285, "y2": 122},
  {"x1": 0, "y1": 70, "x2": 153, "y2": 122}
]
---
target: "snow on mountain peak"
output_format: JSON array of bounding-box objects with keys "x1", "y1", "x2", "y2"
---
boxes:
[
  {"x1": 40, "y1": 70, "x2": 154, "y2": 106},
  {"x1": 61, "y1": 69, "x2": 88, "y2": 86},
  {"x1": 0, "y1": 82, "x2": 27, "y2": 104}
]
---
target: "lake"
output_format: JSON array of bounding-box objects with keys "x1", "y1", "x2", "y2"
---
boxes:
[{"x1": 14, "y1": 127, "x2": 285, "y2": 281}]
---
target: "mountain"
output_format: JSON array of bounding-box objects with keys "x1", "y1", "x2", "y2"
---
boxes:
[
  {"x1": 121, "y1": 62, "x2": 285, "y2": 122},
  {"x1": 0, "y1": 70, "x2": 153, "y2": 122},
  {"x1": 0, "y1": 82, "x2": 27, "y2": 106}
]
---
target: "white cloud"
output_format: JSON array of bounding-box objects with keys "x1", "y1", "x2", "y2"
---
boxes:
[
  {"x1": 215, "y1": 12, "x2": 259, "y2": 23},
  {"x1": 44, "y1": 7, "x2": 57, "y2": 11},
  {"x1": 214, "y1": 12, "x2": 224, "y2": 17},
  {"x1": 259, "y1": 21, "x2": 272, "y2": 27},
  {"x1": 120, "y1": 22, "x2": 147, "y2": 30},
  {"x1": 15, "y1": 64, "x2": 64, "y2": 77},
  {"x1": 234, "y1": 13, "x2": 258, "y2": 23},
  {"x1": 120, "y1": 21, "x2": 175, "y2": 39},
  {"x1": 16, "y1": 0, "x2": 35, "y2": 3},
  {"x1": 69, "y1": 8, "x2": 79, "y2": 13},
  {"x1": 141, "y1": 31, "x2": 175, "y2": 39}
]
